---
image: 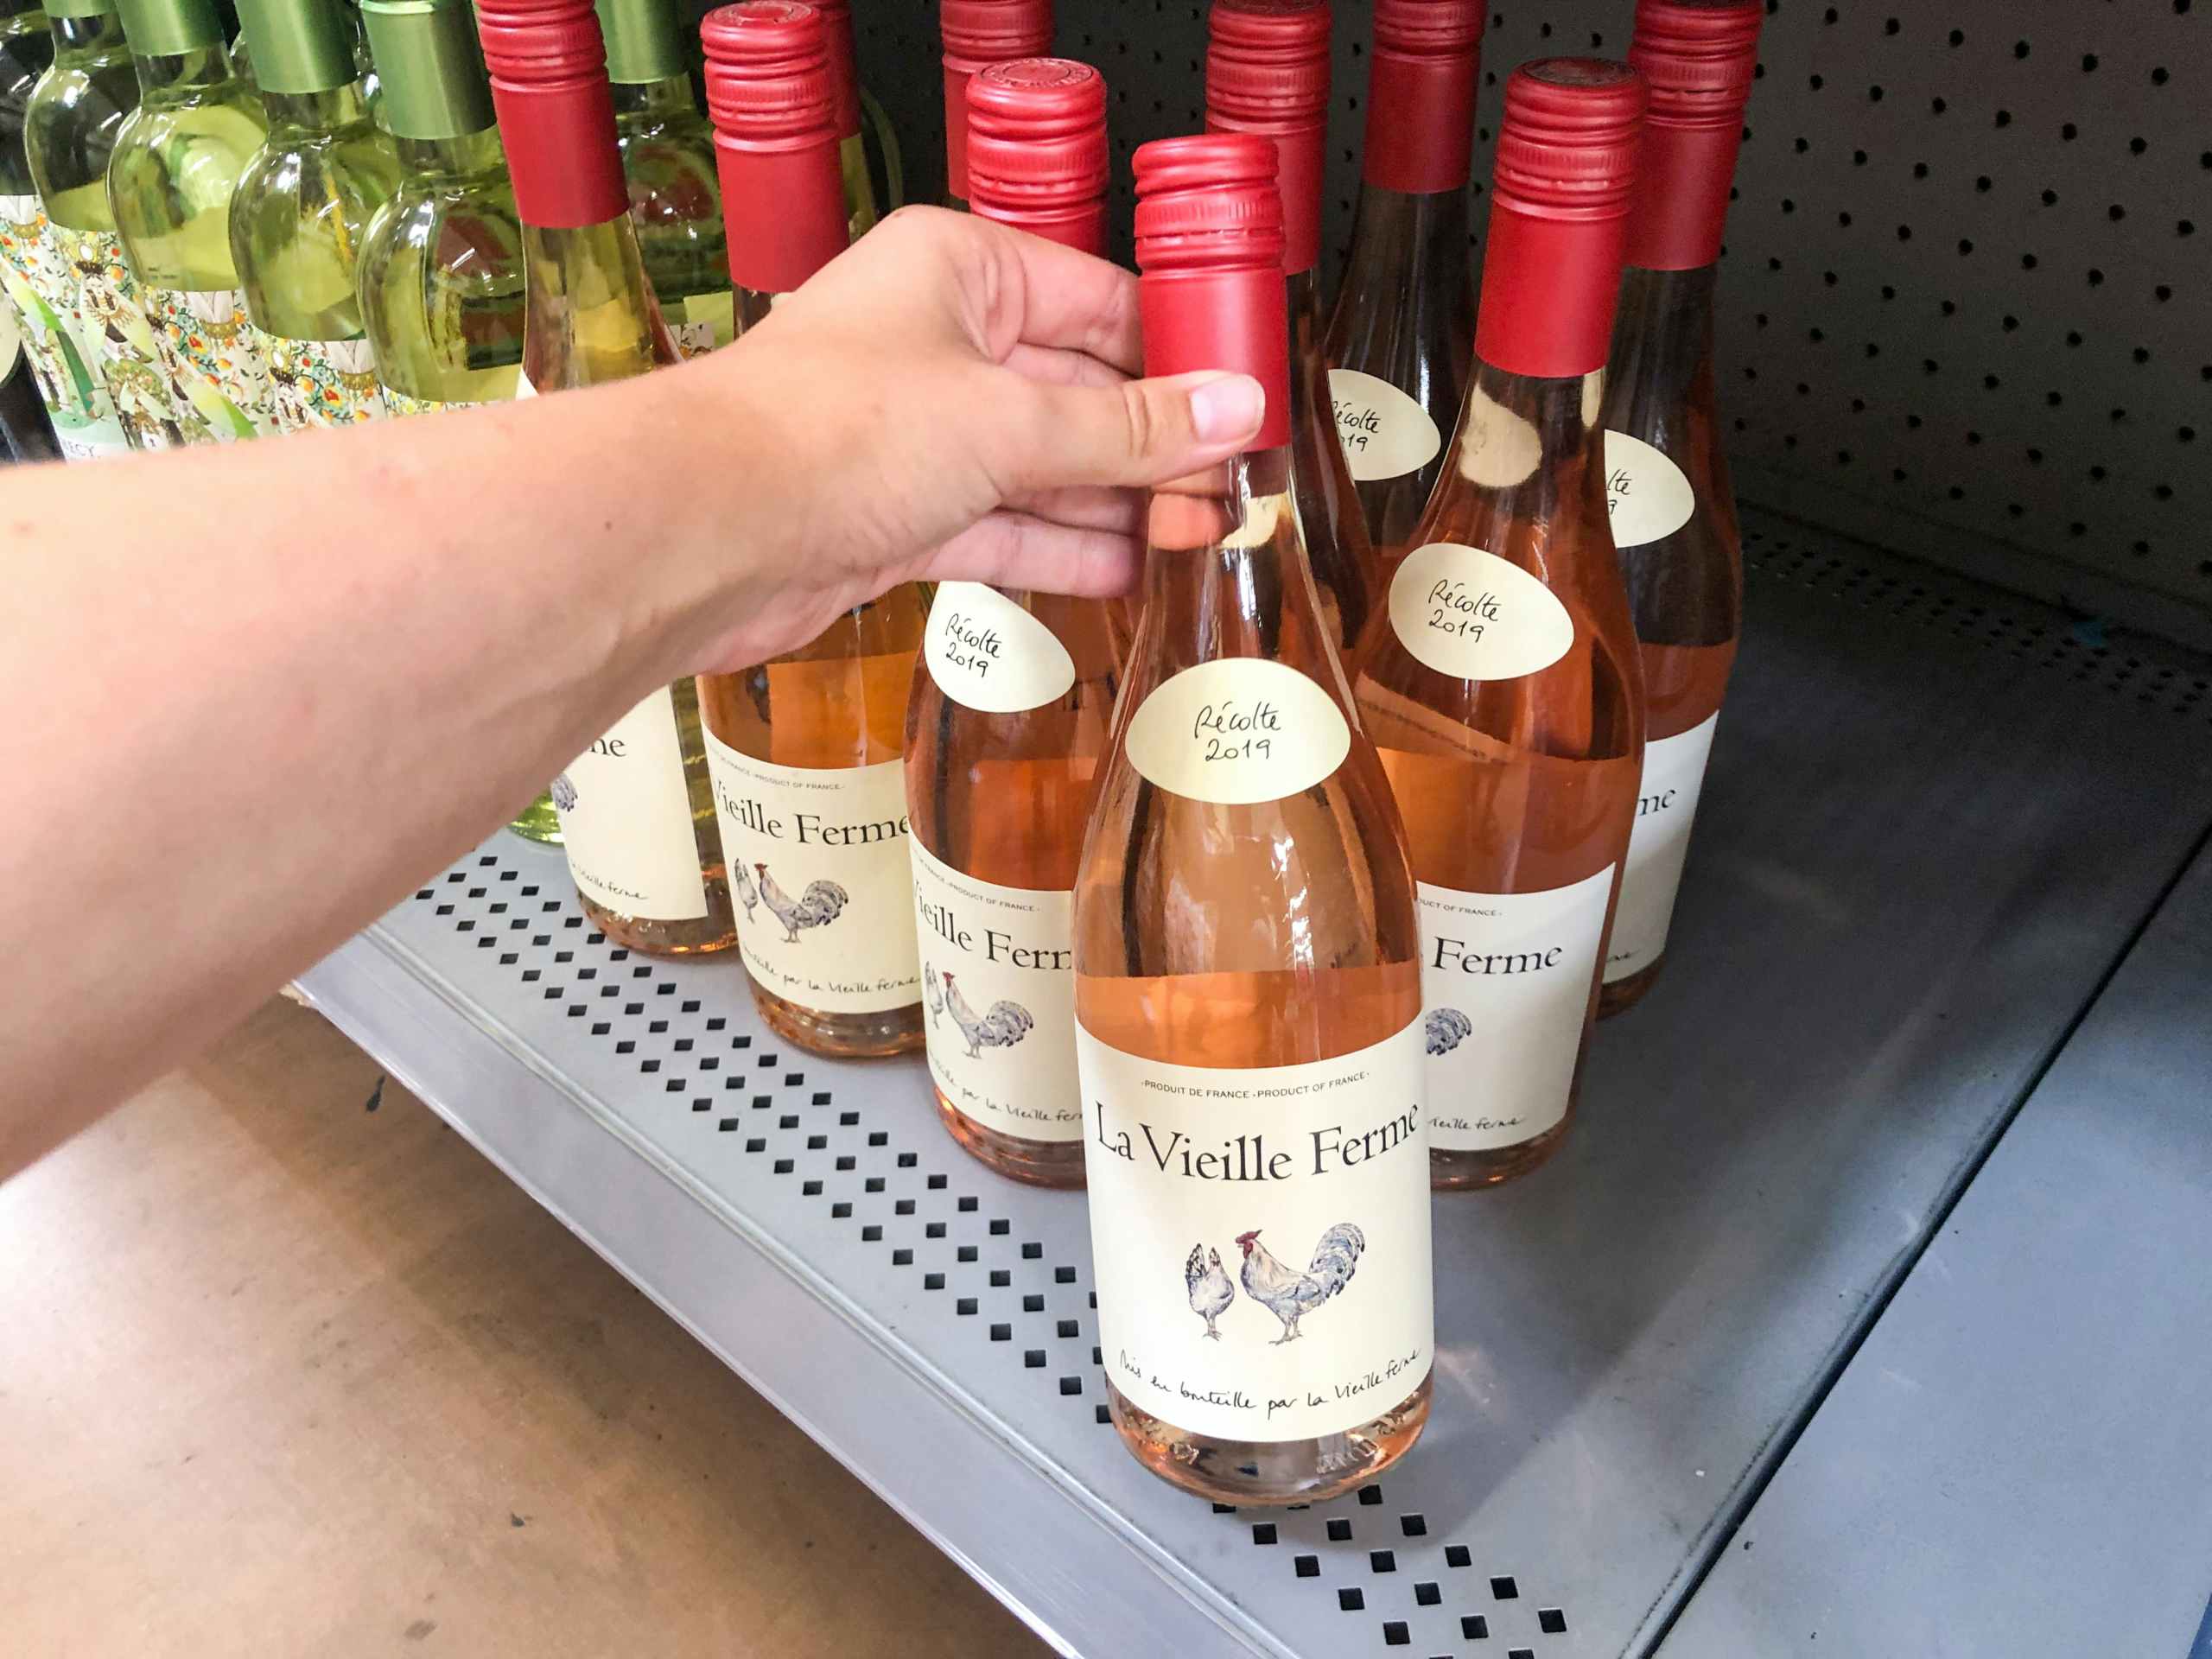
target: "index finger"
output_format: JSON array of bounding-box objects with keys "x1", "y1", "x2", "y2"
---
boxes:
[{"x1": 978, "y1": 219, "x2": 1144, "y2": 377}]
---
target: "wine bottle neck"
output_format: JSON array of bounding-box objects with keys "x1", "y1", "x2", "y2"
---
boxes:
[
  {"x1": 488, "y1": 59, "x2": 627, "y2": 229},
  {"x1": 131, "y1": 41, "x2": 241, "y2": 94},
  {"x1": 50, "y1": 10, "x2": 129, "y2": 60},
  {"x1": 1423, "y1": 354, "x2": 1601, "y2": 537},
  {"x1": 1339, "y1": 181, "x2": 1471, "y2": 302},
  {"x1": 262, "y1": 80, "x2": 370, "y2": 131},
  {"x1": 610, "y1": 73, "x2": 696, "y2": 121},
  {"x1": 1140, "y1": 446, "x2": 1336, "y2": 666},
  {"x1": 1601, "y1": 263, "x2": 1717, "y2": 441},
  {"x1": 520, "y1": 212, "x2": 661, "y2": 346},
  {"x1": 395, "y1": 124, "x2": 505, "y2": 184}
]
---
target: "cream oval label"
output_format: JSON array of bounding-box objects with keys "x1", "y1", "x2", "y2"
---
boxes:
[
  {"x1": 924, "y1": 582, "x2": 1077, "y2": 714},
  {"x1": 1328, "y1": 368, "x2": 1443, "y2": 483},
  {"x1": 1387, "y1": 543, "x2": 1576, "y2": 683},
  {"x1": 1122, "y1": 658, "x2": 1352, "y2": 806},
  {"x1": 1604, "y1": 431, "x2": 1697, "y2": 550}
]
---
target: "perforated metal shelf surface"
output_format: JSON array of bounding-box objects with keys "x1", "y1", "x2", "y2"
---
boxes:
[{"x1": 300, "y1": 513, "x2": 2212, "y2": 1659}]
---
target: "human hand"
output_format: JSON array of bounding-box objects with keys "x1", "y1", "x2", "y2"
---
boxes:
[{"x1": 672, "y1": 206, "x2": 1267, "y2": 671}]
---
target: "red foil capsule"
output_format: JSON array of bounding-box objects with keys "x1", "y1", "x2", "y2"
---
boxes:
[
  {"x1": 1473, "y1": 58, "x2": 1646, "y2": 379},
  {"x1": 702, "y1": 1, "x2": 849, "y2": 296},
  {"x1": 941, "y1": 0, "x2": 1055, "y2": 200},
  {"x1": 965, "y1": 58, "x2": 1109, "y2": 256},
  {"x1": 1204, "y1": 0, "x2": 1331, "y2": 278},
  {"x1": 805, "y1": 0, "x2": 864, "y2": 139},
  {"x1": 475, "y1": 0, "x2": 628, "y2": 228},
  {"x1": 1625, "y1": 0, "x2": 1764, "y2": 270},
  {"x1": 1364, "y1": 0, "x2": 1484, "y2": 195},
  {"x1": 1133, "y1": 132, "x2": 1292, "y2": 451}
]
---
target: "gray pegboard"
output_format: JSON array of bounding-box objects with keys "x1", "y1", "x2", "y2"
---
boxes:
[{"x1": 850, "y1": 0, "x2": 2209, "y2": 646}]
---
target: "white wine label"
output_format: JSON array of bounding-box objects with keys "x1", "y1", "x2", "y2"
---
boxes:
[
  {"x1": 49, "y1": 226, "x2": 178, "y2": 453},
  {"x1": 1329, "y1": 367, "x2": 1443, "y2": 483},
  {"x1": 1122, "y1": 658, "x2": 1351, "y2": 806},
  {"x1": 552, "y1": 684, "x2": 712, "y2": 922},
  {"x1": 263, "y1": 334, "x2": 388, "y2": 430},
  {"x1": 1605, "y1": 714, "x2": 1718, "y2": 985},
  {"x1": 912, "y1": 840, "x2": 1079, "y2": 1141},
  {"x1": 1417, "y1": 865, "x2": 1612, "y2": 1151},
  {"x1": 1387, "y1": 542, "x2": 1577, "y2": 683},
  {"x1": 146, "y1": 288, "x2": 276, "y2": 440},
  {"x1": 704, "y1": 735, "x2": 922, "y2": 1014},
  {"x1": 1604, "y1": 431, "x2": 1698, "y2": 550},
  {"x1": 1077, "y1": 1020, "x2": 1433, "y2": 1443},
  {"x1": 0, "y1": 201, "x2": 130, "y2": 458},
  {"x1": 671, "y1": 289, "x2": 734, "y2": 358},
  {"x1": 923, "y1": 582, "x2": 1077, "y2": 714}
]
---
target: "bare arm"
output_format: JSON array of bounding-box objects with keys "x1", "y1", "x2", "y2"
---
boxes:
[{"x1": 0, "y1": 210, "x2": 1263, "y2": 1173}]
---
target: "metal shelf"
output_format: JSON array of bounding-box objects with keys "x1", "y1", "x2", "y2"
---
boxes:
[{"x1": 297, "y1": 512, "x2": 2212, "y2": 1659}]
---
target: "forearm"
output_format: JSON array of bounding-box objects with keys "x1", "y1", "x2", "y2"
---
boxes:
[{"x1": 0, "y1": 363, "x2": 753, "y2": 1167}]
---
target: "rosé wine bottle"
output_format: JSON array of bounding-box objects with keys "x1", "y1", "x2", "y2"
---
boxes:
[
  {"x1": 1350, "y1": 60, "x2": 1649, "y2": 1189},
  {"x1": 1075, "y1": 133, "x2": 1433, "y2": 1507},
  {"x1": 905, "y1": 58, "x2": 1116, "y2": 1185}
]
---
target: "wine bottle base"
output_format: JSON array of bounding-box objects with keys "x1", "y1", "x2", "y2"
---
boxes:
[
  {"x1": 578, "y1": 890, "x2": 737, "y2": 957},
  {"x1": 506, "y1": 791, "x2": 564, "y2": 845},
  {"x1": 931, "y1": 1093, "x2": 1085, "y2": 1187},
  {"x1": 1597, "y1": 954, "x2": 1663, "y2": 1019},
  {"x1": 750, "y1": 986, "x2": 925, "y2": 1059},
  {"x1": 1106, "y1": 1374, "x2": 1431, "y2": 1507},
  {"x1": 1431, "y1": 1115, "x2": 1572, "y2": 1190}
]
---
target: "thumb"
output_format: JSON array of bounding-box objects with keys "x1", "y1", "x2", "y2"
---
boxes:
[{"x1": 996, "y1": 370, "x2": 1267, "y2": 495}]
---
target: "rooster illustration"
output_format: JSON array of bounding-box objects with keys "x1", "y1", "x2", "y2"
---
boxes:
[
  {"x1": 1426, "y1": 1007, "x2": 1472, "y2": 1056},
  {"x1": 756, "y1": 864, "x2": 848, "y2": 943},
  {"x1": 550, "y1": 771, "x2": 578, "y2": 811},
  {"x1": 938, "y1": 972, "x2": 1033, "y2": 1058},
  {"x1": 924, "y1": 964, "x2": 944, "y2": 1027},
  {"x1": 1235, "y1": 1224, "x2": 1364, "y2": 1345},
  {"x1": 1185, "y1": 1244, "x2": 1234, "y2": 1340},
  {"x1": 731, "y1": 861, "x2": 758, "y2": 918}
]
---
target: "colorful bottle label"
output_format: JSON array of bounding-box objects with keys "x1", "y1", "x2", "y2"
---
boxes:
[
  {"x1": 702, "y1": 735, "x2": 921, "y2": 1014},
  {"x1": 0, "y1": 195, "x2": 131, "y2": 459},
  {"x1": 1416, "y1": 864, "x2": 1613, "y2": 1151},
  {"x1": 670, "y1": 289, "x2": 735, "y2": 358},
  {"x1": 1328, "y1": 367, "x2": 1442, "y2": 483},
  {"x1": 262, "y1": 334, "x2": 389, "y2": 430},
  {"x1": 48, "y1": 225, "x2": 182, "y2": 453},
  {"x1": 922, "y1": 582, "x2": 1077, "y2": 714},
  {"x1": 552, "y1": 684, "x2": 712, "y2": 922},
  {"x1": 145, "y1": 287, "x2": 276, "y2": 441},
  {"x1": 1604, "y1": 430, "x2": 1698, "y2": 550},
  {"x1": 911, "y1": 839, "x2": 1079, "y2": 1142},
  {"x1": 1076, "y1": 1021, "x2": 1433, "y2": 1443},
  {"x1": 1122, "y1": 658, "x2": 1351, "y2": 806},
  {"x1": 1605, "y1": 714, "x2": 1718, "y2": 985},
  {"x1": 1386, "y1": 542, "x2": 1577, "y2": 683}
]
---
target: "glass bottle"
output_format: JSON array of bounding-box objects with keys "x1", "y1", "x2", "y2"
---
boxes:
[
  {"x1": 477, "y1": 0, "x2": 734, "y2": 955},
  {"x1": 24, "y1": 0, "x2": 184, "y2": 449},
  {"x1": 696, "y1": 0, "x2": 925, "y2": 1055},
  {"x1": 596, "y1": 0, "x2": 728, "y2": 355},
  {"x1": 229, "y1": 0, "x2": 397, "y2": 429},
  {"x1": 108, "y1": 0, "x2": 274, "y2": 439},
  {"x1": 1205, "y1": 0, "x2": 1372, "y2": 651},
  {"x1": 1077, "y1": 134, "x2": 1433, "y2": 1507},
  {"x1": 1596, "y1": 0, "x2": 1761, "y2": 1017},
  {"x1": 905, "y1": 58, "x2": 1111, "y2": 1185},
  {"x1": 1323, "y1": 0, "x2": 1480, "y2": 557},
  {"x1": 1349, "y1": 60, "x2": 1647, "y2": 1190},
  {"x1": 935, "y1": 0, "x2": 1049, "y2": 212},
  {"x1": 2, "y1": 0, "x2": 127, "y2": 456}
]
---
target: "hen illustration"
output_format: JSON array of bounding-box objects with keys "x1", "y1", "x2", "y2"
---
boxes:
[
  {"x1": 924, "y1": 964, "x2": 944, "y2": 1027},
  {"x1": 939, "y1": 972, "x2": 1033, "y2": 1058},
  {"x1": 1426, "y1": 1007, "x2": 1472, "y2": 1056},
  {"x1": 1185, "y1": 1244, "x2": 1234, "y2": 1340},
  {"x1": 732, "y1": 861, "x2": 758, "y2": 918},
  {"x1": 550, "y1": 771, "x2": 578, "y2": 811},
  {"x1": 757, "y1": 864, "x2": 848, "y2": 943},
  {"x1": 1235, "y1": 1224, "x2": 1365, "y2": 1345}
]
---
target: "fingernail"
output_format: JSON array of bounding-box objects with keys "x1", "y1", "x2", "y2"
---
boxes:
[{"x1": 1188, "y1": 375, "x2": 1265, "y2": 443}]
